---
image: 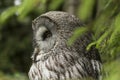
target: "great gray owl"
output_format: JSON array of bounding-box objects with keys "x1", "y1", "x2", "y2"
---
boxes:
[{"x1": 28, "y1": 11, "x2": 102, "y2": 80}]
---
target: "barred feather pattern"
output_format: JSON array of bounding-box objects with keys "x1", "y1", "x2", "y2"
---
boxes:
[
  {"x1": 28, "y1": 37, "x2": 102, "y2": 80},
  {"x1": 29, "y1": 53, "x2": 101, "y2": 80}
]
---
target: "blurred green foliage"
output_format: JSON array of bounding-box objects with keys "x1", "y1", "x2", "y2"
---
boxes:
[
  {"x1": 68, "y1": 27, "x2": 87, "y2": 45},
  {"x1": 77, "y1": 0, "x2": 95, "y2": 21},
  {"x1": 103, "y1": 60, "x2": 120, "y2": 80},
  {"x1": 0, "y1": 72, "x2": 28, "y2": 80},
  {"x1": 0, "y1": 0, "x2": 120, "y2": 80},
  {"x1": 76, "y1": 0, "x2": 120, "y2": 80}
]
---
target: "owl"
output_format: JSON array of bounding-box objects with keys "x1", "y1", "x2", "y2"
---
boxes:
[{"x1": 28, "y1": 11, "x2": 102, "y2": 80}]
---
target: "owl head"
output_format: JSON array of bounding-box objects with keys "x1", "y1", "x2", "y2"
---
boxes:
[{"x1": 32, "y1": 11, "x2": 85, "y2": 58}]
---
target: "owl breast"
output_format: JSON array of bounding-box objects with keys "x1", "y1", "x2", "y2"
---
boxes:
[{"x1": 29, "y1": 49, "x2": 101, "y2": 80}]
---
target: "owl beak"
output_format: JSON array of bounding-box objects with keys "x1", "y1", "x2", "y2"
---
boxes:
[
  {"x1": 31, "y1": 47, "x2": 40, "y2": 62},
  {"x1": 32, "y1": 21, "x2": 36, "y2": 30}
]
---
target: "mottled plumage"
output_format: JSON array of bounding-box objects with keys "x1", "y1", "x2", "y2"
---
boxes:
[{"x1": 28, "y1": 11, "x2": 102, "y2": 80}]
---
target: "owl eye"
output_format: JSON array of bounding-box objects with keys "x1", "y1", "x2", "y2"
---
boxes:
[{"x1": 42, "y1": 30, "x2": 52, "y2": 40}]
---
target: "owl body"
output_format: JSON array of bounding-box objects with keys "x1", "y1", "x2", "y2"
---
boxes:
[{"x1": 28, "y1": 11, "x2": 102, "y2": 80}]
